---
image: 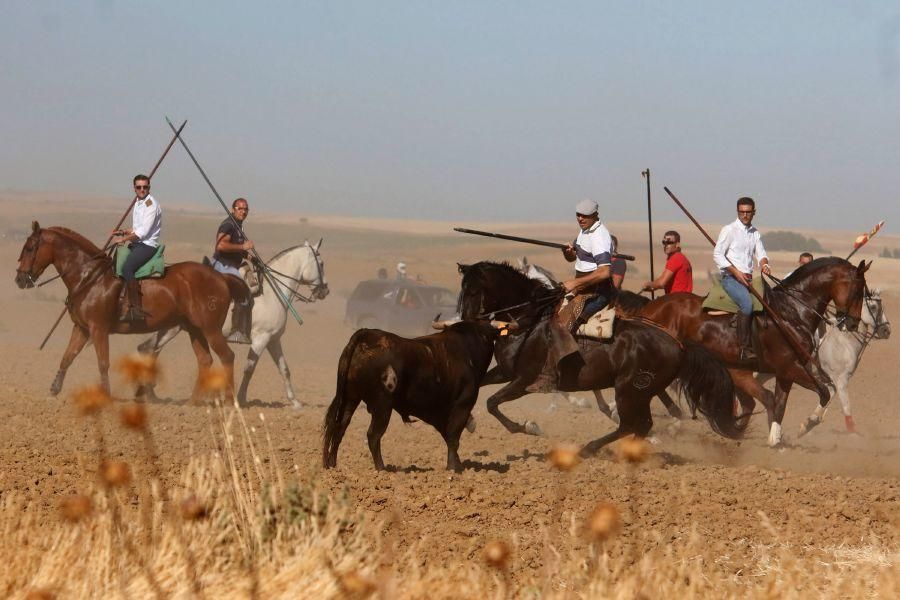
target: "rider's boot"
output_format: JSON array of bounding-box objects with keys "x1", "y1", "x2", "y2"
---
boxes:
[
  {"x1": 736, "y1": 312, "x2": 756, "y2": 361},
  {"x1": 120, "y1": 280, "x2": 148, "y2": 322},
  {"x1": 226, "y1": 299, "x2": 253, "y2": 344}
]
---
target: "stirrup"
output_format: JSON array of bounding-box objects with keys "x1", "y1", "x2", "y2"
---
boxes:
[
  {"x1": 120, "y1": 307, "x2": 147, "y2": 323},
  {"x1": 739, "y1": 347, "x2": 757, "y2": 361}
]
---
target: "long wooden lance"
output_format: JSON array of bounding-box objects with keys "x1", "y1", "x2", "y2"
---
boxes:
[
  {"x1": 452, "y1": 228, "x2": 636, "y2": 261},
  {"x1": 165, "y1": 117, "x2": 304, "y2": 326},
  {"x1": 38, "y1": 120, "x2": 188, "y2": 350},
  {"x1": 642, "y1": 169, "x2": 656, "y2": 299},
  {"x1": 662, "y1": 186, "x2": 817, "y2": 367}
]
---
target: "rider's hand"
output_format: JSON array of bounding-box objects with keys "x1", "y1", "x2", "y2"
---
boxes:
[
  {"x1": 761, "y1": 263, "x2": 771, "y2": 275},
  {"x1": 641, "y1": 281, "x2": 653, "y2": 292},
  {"x1": 743, "y1": 272, "x2": 753, "y2": 284},
  {"x1": 243, "y1": 240, "x2": 254, "y2": 251},
  {"x1": 562, "y1": 279, "x2": 579, "y2": 294},
  {"x1": 562, "y1": 244, "x2": 576, "y2": 261}
]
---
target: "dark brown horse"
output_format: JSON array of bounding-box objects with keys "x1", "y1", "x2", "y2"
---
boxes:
[
  {"x1": 613, "y1": 257, "x2": 870, "y2": 446},
  {"x1": 459, "y1": 262, "x2": 746, "y2": 457},
  {"x1": 15, "y1": 222, "x2": 248, "y2": 400}
]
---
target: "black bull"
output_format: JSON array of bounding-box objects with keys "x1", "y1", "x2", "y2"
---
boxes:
[{"x1": 323, "y1": 320, "x2": 501, "y2": 472}]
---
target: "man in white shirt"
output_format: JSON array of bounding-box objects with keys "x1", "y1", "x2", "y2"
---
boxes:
[
  {"x1": 111, "y1": 174, "x2": 162, "y2": 322},
  {"x1": 561, "y1": 199, "x2": 614, "y2": 325},
  {"x1": 713, "y1": 197, "x2": 771, "y2": 360}
]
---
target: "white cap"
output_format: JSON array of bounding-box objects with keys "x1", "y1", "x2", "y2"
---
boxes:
[
  {"x1": 575, "y1": 199, "x2": 598, "y2": 215},
  {"x1": 397, "y1": 262, "x2": 407, "y2": 272}
]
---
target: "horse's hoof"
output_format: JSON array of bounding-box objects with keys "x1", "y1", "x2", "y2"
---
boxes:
[
  {"x1": 524, "y1": 421, "x2": 543, "y2": 436},
  {"x1": 465, "y1": 415, "x2": 476, "y2": 433},
  {"x1": 647, "y1": 435, "x2": 662, "y2": 446},
  {"x1": 290, "y1": 400, "x2": 303, "y2": 411},
  {"x1": 610, "y1": 409, "x2": 620, "y2": 425}
]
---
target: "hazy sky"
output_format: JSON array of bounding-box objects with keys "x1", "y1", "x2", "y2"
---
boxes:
[{"x1": 1, "y1": 1, "x2": 898, "y2": 231}]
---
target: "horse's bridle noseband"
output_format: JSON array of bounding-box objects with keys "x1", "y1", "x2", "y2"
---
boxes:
[
  {"x1": 16, "y1": 231, "x2": 43, "y2": 286},
  {"x1": 265, "y1": 244, "x2": 328, "y2": 303}
]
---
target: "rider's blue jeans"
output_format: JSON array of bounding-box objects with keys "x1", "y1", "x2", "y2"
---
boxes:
[{"x1": 721, "y1": 272, "x2": 753, "y2": 315}]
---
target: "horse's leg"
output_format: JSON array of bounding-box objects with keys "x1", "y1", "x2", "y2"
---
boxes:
[
  {"x1": 772, "y1": 376, "x2": 798, "y2": 445},
  {"x1": 50, "y1": 325, "x2": 89, "y2": 396},
  {"x1": 592, "y1": 389, "x2": 618, "y2": 423},
  {"x1": 581, "y1": 387, "x2": 652, "y2": 457},
  {"x1": 729, "y1": 368, "x2": 775, "y2": 441},
  {"x1": 135, "y1": 326, "x2": 182, "y2": 401},
  {"x1": 367, "y1": 406, "x2": 392, "y2": 471},
  {"x1": 485, "y1": 382, "x2": 537, "y2": 435},
  {"x1": 206, "y1": 331, "x2": 236, "y2": 404},
  {"x1": 88, "y1": 326, "x2": 112, "y2": 395},
  {"x1": 237, "y1": 333, "x2": 270, "y2": 406},
  {"x1": 481, "y1": 365, "x2": 510, "y2": 386},
  {"x1": 833, "y1": 373, "x2": 856, "y2": 433},
  {"x1": 187, "y1": 329, "x2": 214, "y2": 403},
  {"x1": 266, "y1": 335, "x2": 300, "y2": 409}
]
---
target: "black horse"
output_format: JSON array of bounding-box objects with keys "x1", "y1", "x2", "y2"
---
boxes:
[{"x1": 458, "y1": 262, "x2": 746, "y2": 456}]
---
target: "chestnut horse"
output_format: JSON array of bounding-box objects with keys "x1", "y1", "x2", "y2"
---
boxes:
[
  {"x1": 15, "y1": 222, "x2": 247, "y2": 400},
  {"x1": 613, "y1": 257, "x2": 870, "y2": 446}
]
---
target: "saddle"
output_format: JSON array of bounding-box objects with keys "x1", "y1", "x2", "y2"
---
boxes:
[
  {"x1": 114, "y1": 245, "x2": 166, "y2": 279},
  {"x1": 239, "y1": 257, "x2": 263, "y2": 296},
  {"x1": 701, "y1": 276, "x2": 765, "y2": 314}
]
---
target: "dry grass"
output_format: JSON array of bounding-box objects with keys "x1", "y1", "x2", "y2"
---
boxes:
[{"x1": 0, "y1": 369, "x2": 896, "y2": 599}]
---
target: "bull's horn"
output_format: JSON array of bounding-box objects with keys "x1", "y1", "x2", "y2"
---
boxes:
[
  {"x1": 432, "y1": 320, "x2": 451, "y2": 330},
  {"x1": 489, "y1": 320, "x2": 518, "y2": 331}
]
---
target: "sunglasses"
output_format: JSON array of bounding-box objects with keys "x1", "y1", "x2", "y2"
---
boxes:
[
  {"x1": 135, "y1": 185, "x2": 150, "y2": 190},
  {"x1": 737, "y1": 210, "x2": 755, "y2": 215},
  {"x1": 661, "y1": 240, "x2": 677, "y2": 246}
]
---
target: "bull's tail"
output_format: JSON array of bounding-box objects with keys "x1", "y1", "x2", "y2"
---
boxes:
[
  {"x1": 323, "y1": 330, "x2": 366, "y2": 468},
  {"x1": 676, "y1": 342, "x2": 747, "y2": 439}
]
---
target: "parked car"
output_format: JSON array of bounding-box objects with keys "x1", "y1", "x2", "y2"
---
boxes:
[{"x1": 345, "y1": 279, "x2": 459, "y2": 336}]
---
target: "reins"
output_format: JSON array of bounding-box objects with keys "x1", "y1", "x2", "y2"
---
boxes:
[{"x1": 257, "y1": 245, "x2": 327, "y2": 304}]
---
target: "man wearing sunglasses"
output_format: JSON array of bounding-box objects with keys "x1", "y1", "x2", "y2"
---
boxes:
[
  {"x1": 111, "y1": 174, "x2": 161, "y2": 322},
  {"x1": 642, "y1": 231, "x2": 693, "y2": 295},
  {"x1": 713, "y1": 197, "x2": 771, "y2": 360},
  {"x1": 211, "y1": 198, "x2": 255, "y2": 344}
]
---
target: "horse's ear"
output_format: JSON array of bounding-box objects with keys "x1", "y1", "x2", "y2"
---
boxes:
[
  {"x1": 458, "y1": 263, "x2": 470, "y2": 275},
  {"x1": 856, "y1": 259, "x2": 871, "y2": 274},
  {"x1": 315, "y1": 237, "x2": 323, "y2": 251},
  {"x1": 32, "y1": 221, "x2": 40, "y2": 233},
  {"x1": 303, "y1": 239, "x2": 309, "y2": 247}
]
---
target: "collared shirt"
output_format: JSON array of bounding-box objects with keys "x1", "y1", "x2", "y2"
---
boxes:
[
  {"x1": 132, "y1": 194, "x2": 161, "y2": 248},
  {"x1": 573, "y1": 220, "x2": 612, "y2": 273},
  {"x1": 664, "y1": 251, "x2": 693, "y2": 293},
  {"x1": 713, "y1": 218, "x2": 767, "y2": 274},
  {"x1": 213, "y1": 217, "x2": 247, "y2": 268}
]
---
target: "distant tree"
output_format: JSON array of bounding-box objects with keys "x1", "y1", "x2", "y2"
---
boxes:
[
  {"x1": 760, "y1": 231, "x2": 826, "y2": 253},
  {"x1": 880, "y1": 248, "x2": 892, "y2": 258},
  {"x1": 893, "y1": 248, "x2": 900, "y2": 259}
]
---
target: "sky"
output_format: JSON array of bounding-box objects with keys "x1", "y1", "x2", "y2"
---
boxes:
[{"x1": 1, "y1": 1, "x2": 898, "y2": 231}]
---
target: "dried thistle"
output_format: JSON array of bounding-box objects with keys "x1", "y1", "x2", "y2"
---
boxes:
[
  {"x1": 119, "y1": 403, "x2": 148, "y2": 431},
  {"x1": 482, "y1": 540, "x2": 511, "y2": 570},
  {"x1": 338, "y1": 570, "x2": 377, "y2": 597},
  {"x1": 72, "y1": 385, "x2": 112, "y2": 416},
  {"x1": 199, "y1": 367, "x2": 227, "y2": 393},
  {"x1": 99, "y1": 459, "x2": 131, "y2": 487},
  {"x1": 617, "y1": 435, "x2": 650, "y2": 464},
  {"x1": 548, "y1": 443, "x2": 581, "y2": 472},
  {"x1": 117, "y1": 353, "x2": 159, "y2": 385},
  {"x1": 59, "y1": 494, "x2": 93, "y2": 523},
  {"x1": 180, "y1": 494, "x2": 209, "y2": 521},
  {"x1": 587, "y1": 502, "x2": 621, "y2": 541}
]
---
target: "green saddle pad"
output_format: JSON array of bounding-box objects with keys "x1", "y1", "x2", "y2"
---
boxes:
[
  {"x1": 702, "y1": 275, "x2": 764, "y2": 313},
  {"x1": 115, "y1": 245, "x2": 166, "y2": 279}
]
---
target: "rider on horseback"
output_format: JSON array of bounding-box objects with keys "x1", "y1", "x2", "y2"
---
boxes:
[
  {"x1": 111, "y1": 174, "x2": 161, "y2": 322},
  {"x1": 713, "y1": 197, "x2": 772, "y2": 361},
  {"x1": 210, "y1": 198, "x2": 255, "y2": 344}
]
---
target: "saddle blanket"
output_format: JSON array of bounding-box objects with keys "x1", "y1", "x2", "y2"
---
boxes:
[
  {"x1": 115, "y1": 245, "x2": 165, "y2": 279},
  {"x1": 575, "y1": 305, "x2": 615, "y2": 339},
  {"x1": 702, "y1": 275, "x2": 764, "y2": 314}
]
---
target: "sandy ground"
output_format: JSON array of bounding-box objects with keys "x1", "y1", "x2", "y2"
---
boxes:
[{"x1": 1, "y1": 195, "x2": 898, "y2": 583}]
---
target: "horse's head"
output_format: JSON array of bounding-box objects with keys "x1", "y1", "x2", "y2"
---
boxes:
[
  {"x1": 15, "y1": 221, "x2": 52, "y2": 289},
  {"x1": 304, "y1": 238, "x2": 329, "y2": 300},
  {"x1": 458, "y1": 261, "x2": 547, "y2": 321},
  {"x1": 862, "y1": 288, "x2": 891, "y2": 339},
  {"x1": 831, "y1": 260, "x2": 870, "y2": 332}
]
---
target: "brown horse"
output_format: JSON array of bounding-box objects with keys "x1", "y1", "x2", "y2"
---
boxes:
[
  {"x1": 15, "y1": 222, "x2": 247, "y2": 401},
  {"x1": 613, "y1": 257, "x2": 870, "y2": 446}
]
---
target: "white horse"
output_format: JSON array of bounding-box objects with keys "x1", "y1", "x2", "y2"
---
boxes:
[
  {"x1": 757, "y1": 288, "x2": 890, "y2": 433},
  {"x1": 138, "y1": 241, "x2": 329, "y2": 407}
]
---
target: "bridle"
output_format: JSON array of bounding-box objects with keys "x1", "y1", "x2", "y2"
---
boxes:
[
  {"x1": 766, "y1": 270, "x2": 864, "y2": 332},
  {"x1": 16, "y1": 231, "x2": 46, "y2": 286},
  {"x1": 264, "y1": 244, "x2": 328, "y2": 304}
]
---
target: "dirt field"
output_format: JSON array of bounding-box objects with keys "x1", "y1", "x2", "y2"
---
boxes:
[{"x1": 2, "y1": 195, "x2": 898, "y2": 596}]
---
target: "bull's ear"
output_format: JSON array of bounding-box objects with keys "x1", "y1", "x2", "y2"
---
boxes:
[
  {"x1": 32, "y1": 221, "x2": 40, "y2": 233},
  {"x1": 457, "y1": 263, "x2": 470, "y2": 274}
]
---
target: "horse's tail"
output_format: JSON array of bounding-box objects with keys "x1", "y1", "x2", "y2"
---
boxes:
[
  {"x1": 676, "y1": 342, "x2": 747, "y2": 439},
  {"x1": 323, "y1": 329, "x2": 366, "y2": 468}
]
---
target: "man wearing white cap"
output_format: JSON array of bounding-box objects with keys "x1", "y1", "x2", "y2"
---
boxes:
[
  {"x1": 396, "y1": 262, "x2": 408, "y2": 280},
  {"x1": 561, "y1": 199, "x2": 615, "y2": 324}
]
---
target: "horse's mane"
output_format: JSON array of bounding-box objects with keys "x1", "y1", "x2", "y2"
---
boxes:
[
  {"x1": 615, "y1": 290, "x2": 651, "y2": 313},
  {"x1": 267, "y1": 244, "x2": 311, "y2": 264},
  {"x1": 458, "y1": 260, "x2": 550, "y2": 317},
  {"x1": 780, "y1": 256, "x2": 850, "y2": 287},
  {"x1": 45, "y1": 226, "x2": 104, "y2": 255}
]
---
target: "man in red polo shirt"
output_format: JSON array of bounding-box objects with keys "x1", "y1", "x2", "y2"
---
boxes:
[{"x1": 642, "y1": 230, "x2": 693, "y2": 294}]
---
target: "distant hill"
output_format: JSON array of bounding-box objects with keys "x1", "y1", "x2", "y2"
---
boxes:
[{"x1": 761, "y1": 230, "x2": 827, "y2": 253}]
